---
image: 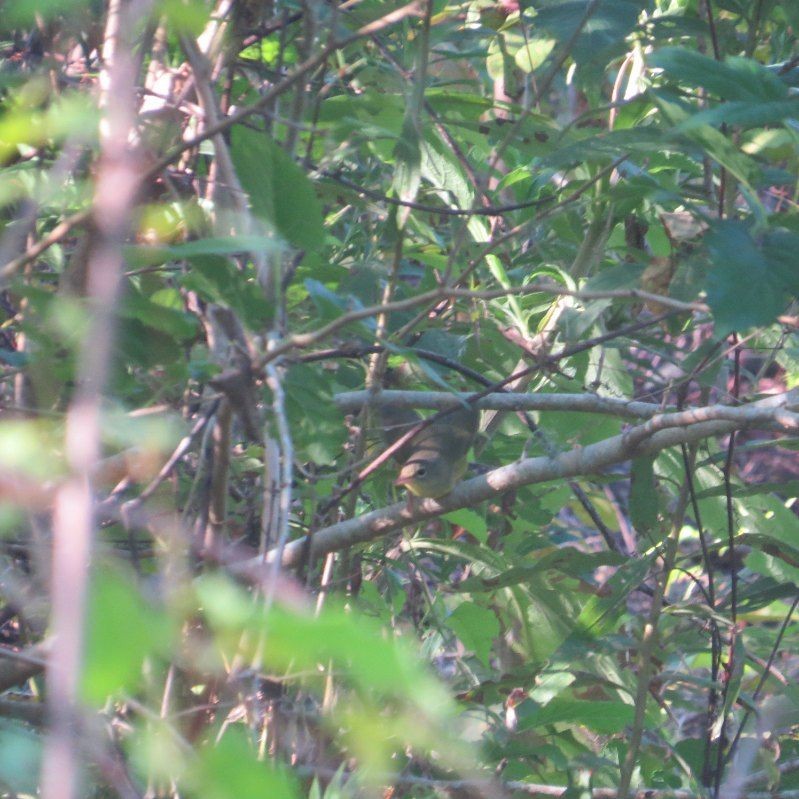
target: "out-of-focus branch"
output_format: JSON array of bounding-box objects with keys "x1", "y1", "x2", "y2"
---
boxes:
[{"x1": 41, "y1": 0, "x2": 146, "y2": 797}]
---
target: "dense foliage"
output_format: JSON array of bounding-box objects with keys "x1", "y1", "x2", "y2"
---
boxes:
[{"x1": 0, "y1": 1, "x2": 798, "y2": 798}]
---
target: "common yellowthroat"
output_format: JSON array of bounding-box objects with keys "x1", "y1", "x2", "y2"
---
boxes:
[{"x1": 380, "y1": 405, "x2": 480, "y2": 498}]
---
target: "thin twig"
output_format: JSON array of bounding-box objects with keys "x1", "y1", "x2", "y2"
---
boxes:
[{"x1": 258, "y1": 283, "x2": 704, "y2": 367}]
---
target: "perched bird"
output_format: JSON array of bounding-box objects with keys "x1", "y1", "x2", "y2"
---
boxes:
[{"x1": 380, "y1": 404, "x2": 480, "y2": 498}]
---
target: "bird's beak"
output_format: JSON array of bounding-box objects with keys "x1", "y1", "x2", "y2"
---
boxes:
[{"x1": 393, "y1": 475, "x2": 409, "y2": 487}]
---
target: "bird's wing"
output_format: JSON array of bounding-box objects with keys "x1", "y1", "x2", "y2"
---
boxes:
[
  {"x1": 379, "y1": 405, "x2": 422, "y2": 463},
  {"x1": 422, "y1": 406, "x2": 480, "y2": 460}
]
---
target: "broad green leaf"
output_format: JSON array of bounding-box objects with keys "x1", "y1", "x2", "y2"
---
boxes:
[
  {"x1": 746, "y1": 550, "x2": 799, "y2": 588},
  {"x1": 158, "y1": 0, "x2": 209, "y2": 34},
  {"x1": 652, "y1": 48, "x2": 789, "y2": 102},
  {"x1": 515, "y1": 38, "x2": 556, "y2": 73},
  {"x1": 4, "y1": 0, "x2": 88, "y2": 23},
  {"x1": 231, "y1": 126, "x2": 324, "y2": 252},
  {"x1": 706, "y1": 220, "x2": 788, "y2": 334},
  {"x1": 448, "y1": 601, "x2": 499, "y2": 667},
  {"x1": 183, "y1": 253, "x2": 272, "y2": 329},
  {"x1": 676, "y1": 98, "x2": 799, "y2": 133},
  {"x1": 120, "y1": 281, "x2": 197, "y2": 341},
  {"x1": 191, "y1": 731, "x2": 300, "y2": 799},
  {"x1": 680, "y1": 123, "x2": 761, "y2": 187},
  {"x1": 82, "y1": 564, "x2": 172, "y2": 703},
  {"x1": 124, "y1": 235, "x2": 285, "y2": 267},
  {"x1": 0, "y1": 90, "x2": 97, "y2": 164},
  {"x1": 533, "y1": 1, "x2": 641, "y2": 64},
  {"x1": 516, "y1": 698, "x2": 635, "y2": 734},
  {"x1": 195, "y1": 574, "x2": 452, "y2": 714},
  {"x1": 573, "y1": 554, "x2": 655, "y2": 638},
  {"x1": 420, "y1": 139, "x2": 472, "y2": 208},
  {"x1": 0, "y1": 419, "x2": 64, "y2": 480},
  {"x1": 444, "y1": 509, "x2": 488, "y2": 542}
]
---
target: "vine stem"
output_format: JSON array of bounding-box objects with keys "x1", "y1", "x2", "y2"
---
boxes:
[{"x1": 618, "y1": 473, "x2": 693, "y2": 799}]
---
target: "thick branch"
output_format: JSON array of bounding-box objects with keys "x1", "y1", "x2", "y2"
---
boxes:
[{"x1": 239, "y1": 390, "x2": 798, "y2": 570}]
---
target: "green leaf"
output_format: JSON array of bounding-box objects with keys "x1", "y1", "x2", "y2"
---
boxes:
[
  {"x1": 574, "y1": 554, "x2": 656, "y2": 638},
  {"x1": 630, "y1": 455, "x2": 658, "y2": 532},
  {"x1": 444, "y1": 509, "x2": 488, "y2": 542},
  {"x1": 712, "y1": 634, "x2": 745, "y2": 739},
  {"x1": 0, "y1": 419, "x2": 65, "y2": 480},
  {"x1": 675, "y1": 98, "x2": 799, "y2": 133},
  {"x1": 191, "y1": 731, "x2": 300, "y2": 799},
  {"x1": 231, "y1": 126, "x2": 324, "y2": 252},
  {"x1": 534, "y1": 1, "x2": 642, "y2": 64},
  {"x1": 4, "y1": 0, "x2": 88, "y2": 24},
  {"x1": 447, "y1": 602, "x2": 499, "y2": 667},
  {"x1": 120, "y1": 281, "x2": 197, "y2": 341},
  {"x1": 746, "y1": 550, "x2": 799, "y2": 589},
  {"x1": 652, "y1": 49, "x2": 789, "y2": 102},
  {"x1": 185, "y1": 254, "x2": 272, "y2": 329},
  {"x1": 515, "y1": 38, "x2": 556, "y2": 73},
  {"x1": 420, "y1": 138, "x2": 472, "y2": 208},
  {"x1": 705, "y1": 220, "x2": 788, "y2": 334},
  {"x1": 516, "y1": 698, "x2": 635, "y2": 734},
  {"x1": 195, "y1": 574, "x2": 453, "y2": 714},
  {"x1": 82, "y1": 564, "x2": 172, "y2": 703},
  {"x1": 393, "y1": 115, "x2": 422, "y2": 228},
  {"x1": 124, "y1": 235, "x2": 285, "y2": 267}
]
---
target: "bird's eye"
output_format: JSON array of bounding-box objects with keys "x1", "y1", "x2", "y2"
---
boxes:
[{"x1": 416, "y1": 466, "x2": 426, "y2": 476}]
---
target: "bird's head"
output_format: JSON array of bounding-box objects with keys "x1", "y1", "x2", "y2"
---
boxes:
[{"x1": 394, "y1": 454, "x2": 461, "y2": 498}]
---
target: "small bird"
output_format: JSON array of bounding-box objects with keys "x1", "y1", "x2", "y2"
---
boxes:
[{"x1": 380, "y1": 404, "x2": 480, "y2": 498}]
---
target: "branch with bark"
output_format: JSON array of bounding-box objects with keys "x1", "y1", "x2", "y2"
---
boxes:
[{"x1": 239, "y1": 389, "x2": 799, "y2": 570}]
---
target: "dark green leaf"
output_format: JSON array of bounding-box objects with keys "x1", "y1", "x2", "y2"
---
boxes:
[
  {"x1": 534, "y1": 2, "x2": 642, "y2": 64},
  {"x1": 652, "y1": 48, "x2": 789, "y2": 101},
  {"x1": 705, "y1": 220, "x2": 788, "y2": 334},
  {"x1": 630, "y1": 455, "x2": 658, "y2": 532},
  {"x1": 120, "y1": 281, "x2": 197, "y2": 341},
  {"x1": 124, "y1": 235, "x2": 285, "y2": 267}
]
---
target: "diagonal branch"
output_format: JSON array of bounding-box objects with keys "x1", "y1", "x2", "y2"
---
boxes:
[{"x1": 238, "y1": 389, "x2": 799, "y2": 570}]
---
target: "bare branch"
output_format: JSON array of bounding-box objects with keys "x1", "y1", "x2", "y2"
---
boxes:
[
  {"x1": 334, "y1": 389, "x2": 667, "y2": 419},
  {"x1": 244, "y1": 389, "x2": 799, "y2": 569}
]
